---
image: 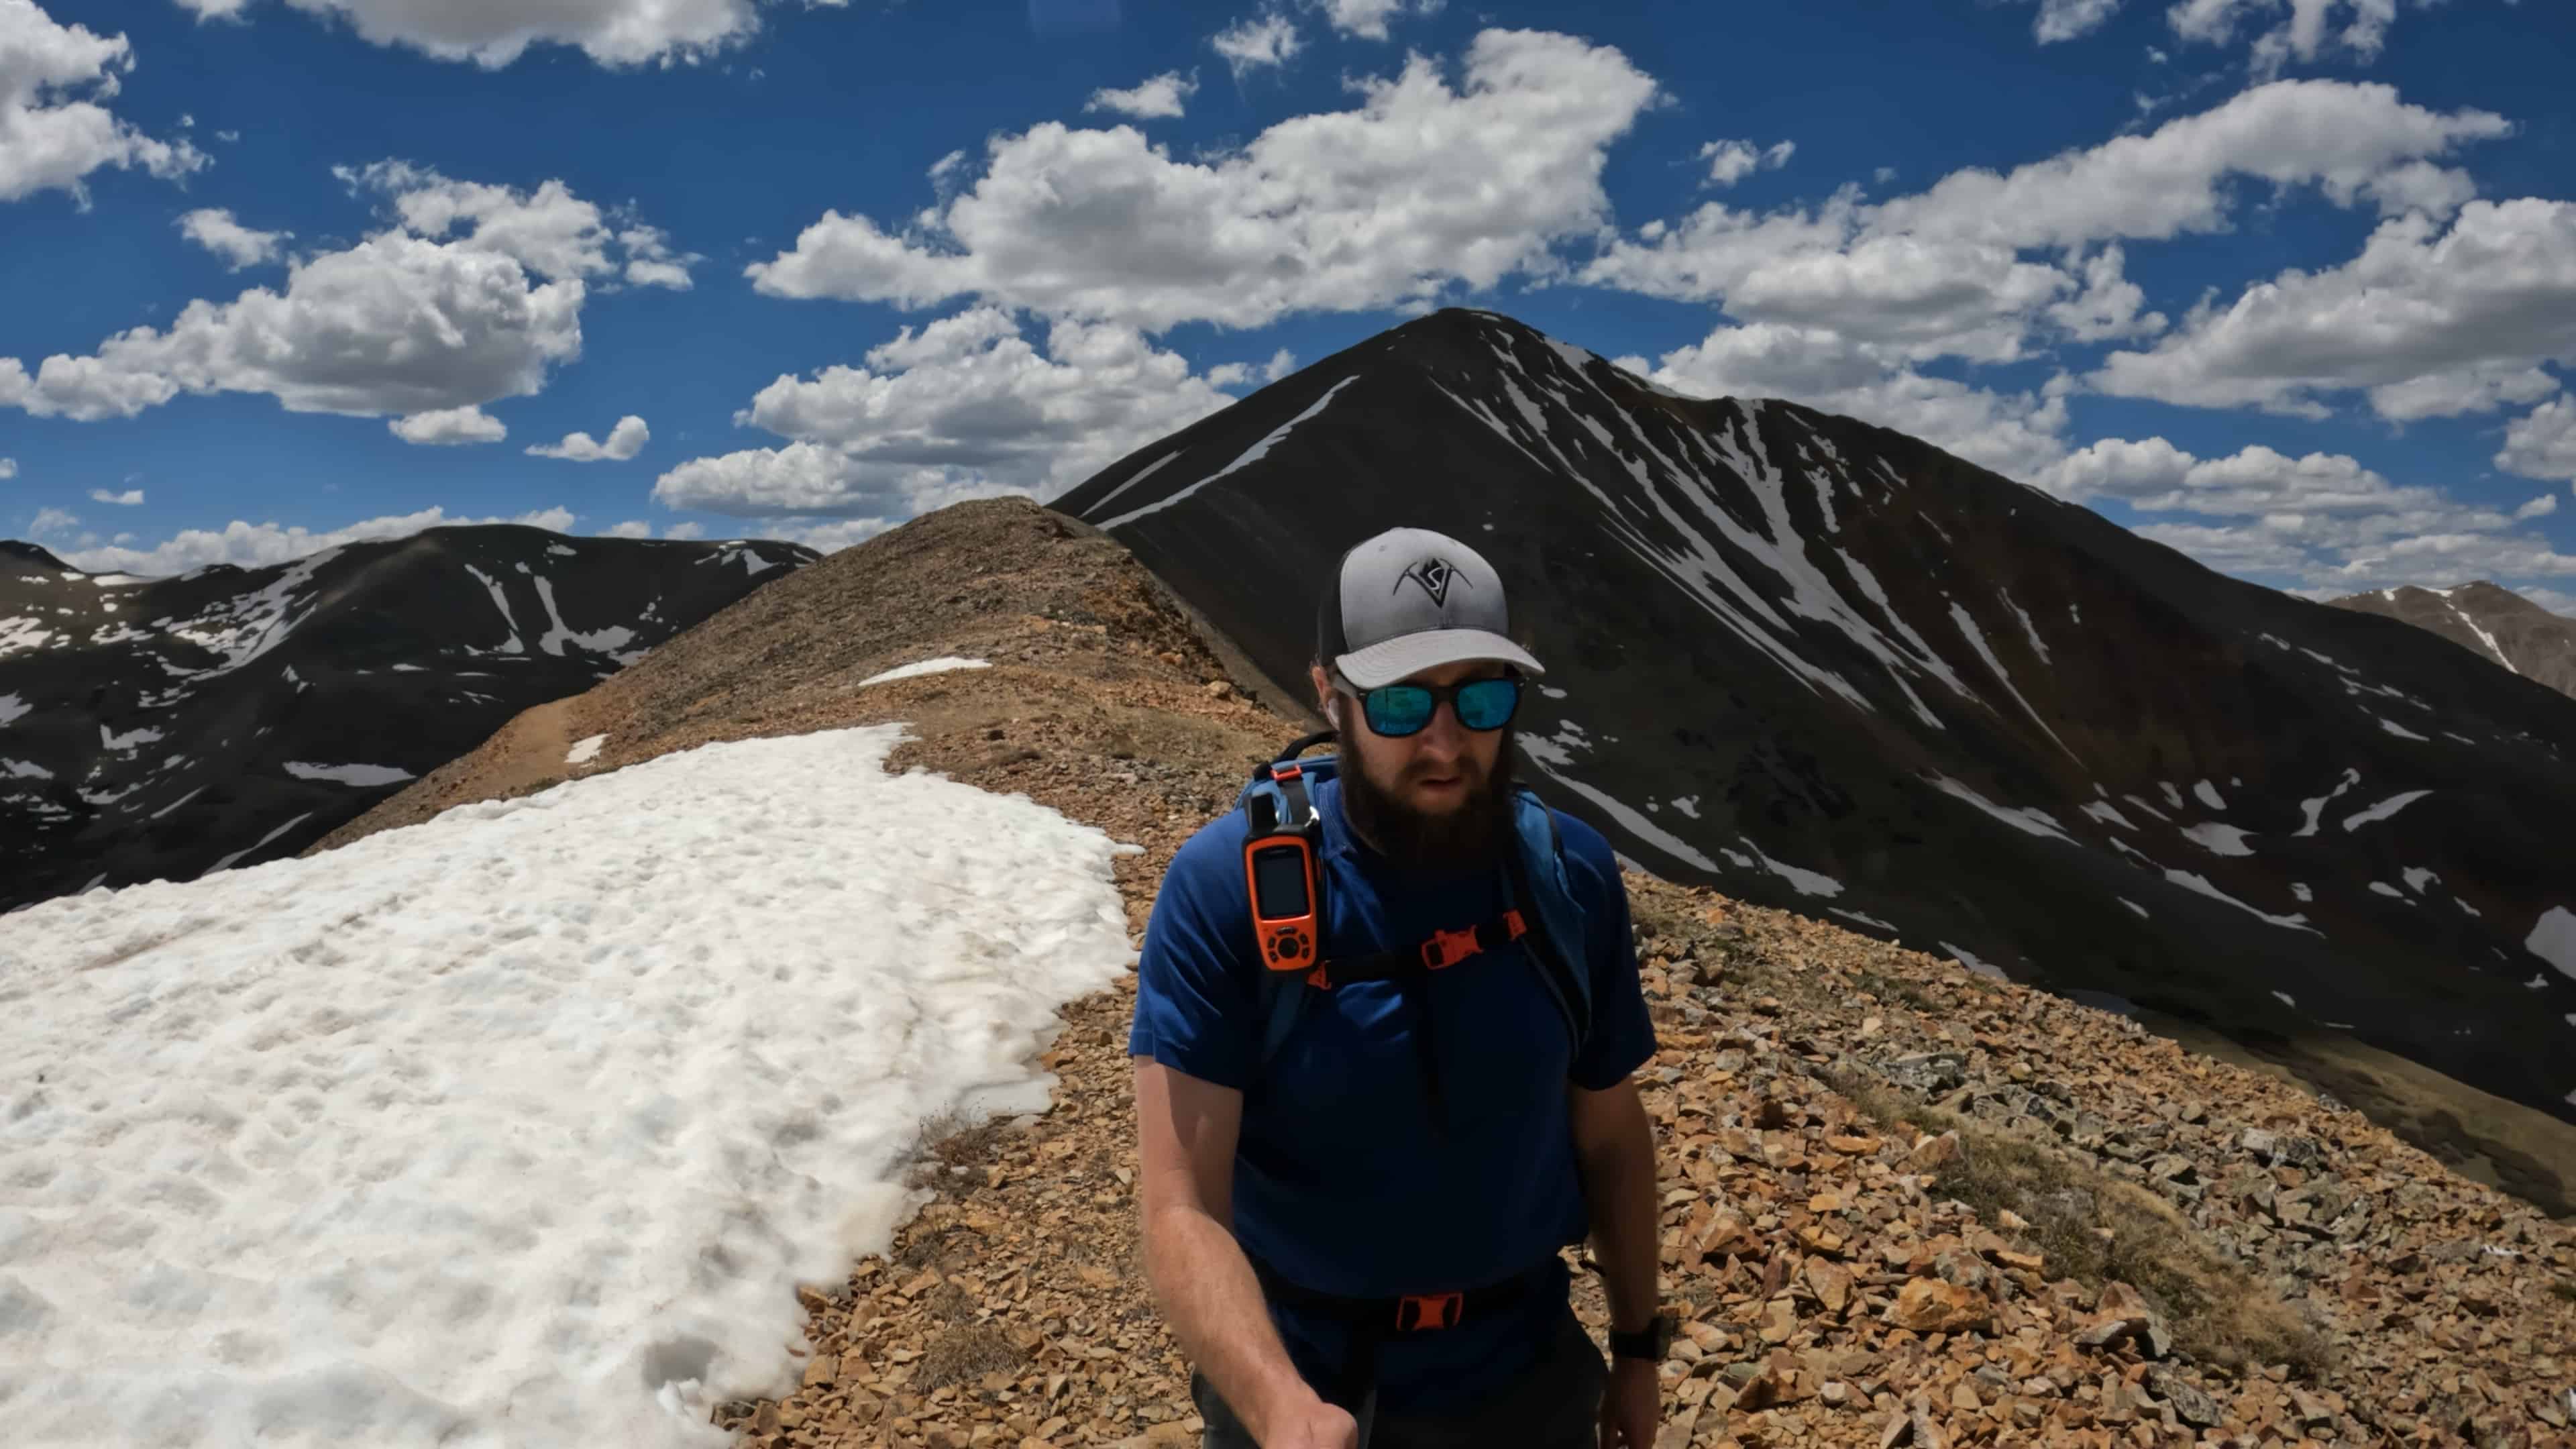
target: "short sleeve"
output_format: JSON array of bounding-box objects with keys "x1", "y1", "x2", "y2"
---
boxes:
[
  {"x1": 1127, "y1": 820, "x2": 1261, "y2": 1091},
  {"x1": 1558, "y1": 814, "x2": 1657, "y2": 1092}
]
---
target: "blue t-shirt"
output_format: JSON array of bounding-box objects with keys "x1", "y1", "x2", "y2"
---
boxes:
[{"x1": 1127, "y1": 773, "x2": 1656, "y2": 1412}]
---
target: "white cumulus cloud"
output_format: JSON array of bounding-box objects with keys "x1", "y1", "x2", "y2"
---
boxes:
[
  {"x1": 177, "y1": 207, "x2": 290, "y2": 268},
  {"x1": 2027, "y1": 0, "x2": 2125, "y2": 42},
  {"x1": 2041, "y1": 434, "x2": 2576, "y2": 594},
  {"x1": 388, "y1": 405, "x2": 507, "y2": 445},
  {"x1": 0, "y1": 165, "x2": 690, "y2": 425},
  {"x1": 528, "y1": 415, "x2": 649, "y2": 461},
  {"x1": 653, "y1": 307, "x2": 1256, "y2": 523},
  {"x1": 1084, "y1": 70, "x2": 1197, "y2": 119},
  {"x1": 87, "y1": 486, "x2": 143, "y2": 504},
  {"x1": 1588, "y1": 80, "x2": 2507, "y2": 370},
  {"x1": 167, "y1": 0, "x2": 842, "y2": 70},
  {"x1": 1700, "y1": 138, "x2": 1794, "y2": 188},
  {"x1": 1, "y1": 0, "x2": 206, "y2": 204},
  {"x1": 2090, "y1": 199, "x2": 2576, "y2": 421},
  {"x1": 749, "y1": 29, "x2": 1662, "y2": 333},
  {"x1": 1210, "y1": 10, "x2": 1301, "y2": 78},
  {"x1": 52, "y1": 504, "x2": 577, "y2": 575},
  {"x1": 2168, "y1": 0, "x2": 2416, "y2": 80},
  {"x1": 2498, "y1": 394, "x2": 2576, "y2": 482},
  {"x1": 0, "y1": 458, "x2": 15, "y2": 478},
  {"x1": 1313, "y1": 0, "x2": 1441, "y2": 40}
]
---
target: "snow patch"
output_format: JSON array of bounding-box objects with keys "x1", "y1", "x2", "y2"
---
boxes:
[
  {"x1": 1926, "y1": 773, "x2": 2078, "y2": 845},
  {"x1": 1536, "y1": 684, "x2": 1568, "y2": 700},
  {"x1": 2342, "y1": 789, "x2": 2432, "y2": 832},
  {"x1": 284, "y1": 761, "x2": 417, "y2": 788},
  {"x1": 1949, "y1": 600, "x2": 2076, "y2": 758},
  {"x1": 2291, "y1": 882, "x2": 2312, "y2": 902},
  {"x1": 2004, "y1": 595, "x2": 2051, "y2": 663},
  {"x1": 2401, "y1": 866, "x2": 2439, "y2": 894},
  {"x1": 2528, "y1": 906, "x2": 2576, "y2": 982},
  {"x1": 1670, "y1": 795, "x2": 1701, "y2": 819},
  {"x1": 2163, "y1": 868, "x2": 2320, "y2": 934},
  {"x1": 533, "y1": 576, "x2": 637, "y2": 658},
  {"x1": 3, "y1": 758, "x2": 53, "y2": 780},
  {"x1": 2272, "y1": 990, "x2": 2296, "y2": 1009},
  {"x1": 567, "y1": 734, "x2": 608, "y2": 765},
  {"x1": 859, "y1": 656, "x2": 991, "y2": 687},
  {"x1": 2369, "y1": 881, "x2": 2406, "y2": 899},
  {"x1": 1828, "y1": 908, "x2": 1897, "y2": 933},
  {"x1": 462, "y1": 564, "x2": 527, "y2": 655},
  {"x1": 2118, "y1": 898, "x2": 2149, "y2": 919},
  {"x1": 2378, "y1": 716, "x2": 2430, "y2": 741},
  {"x1": 2158, "y1": 781, "x2": 2184, "y2": 810},
  {"x1": 207, "y1": 810, "x2": 316, "y2": 871},
  {"x1": 2178, "y1": 822, "x2": 2255, "y2": 857},
  {"x1": 0, "y1": 692, "x2": 28, "y2": 727},
  {"x1": 2294, "y1": 769, "x2": 2360, "y2": 837},
  {"x1": 1941, "y1": 943, "x2": 2007, "y2": 981},
  {"x1": 0, "y1": 727, "x2": 1134, "y2": 1449},
  {"x1": 2192, "y1": 780, "x2": 2226, "y2": 810},
  {"x1": 2078, "y1": 800, "x2": 2137, "y2": 830},
  {"x1": 1740, "y1": 837, "x2": 1842, "y2": 898},
  {"x1": 100, "y1": 724, "x2": 165, "y2": 751},
  {"x1": 1517, "y1": 734, "x2": 1721, "y2": 873},
  {"x1": 2, "y1": 615, "x2": 57, "y2": 656},
  {"x1": 148, "y1": 786, "x2": 205, "y2": 820}
]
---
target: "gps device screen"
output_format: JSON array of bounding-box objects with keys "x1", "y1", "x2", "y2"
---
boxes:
[{"x1": 1250, "y1": 844, "x2": 1310, "y2": 918}]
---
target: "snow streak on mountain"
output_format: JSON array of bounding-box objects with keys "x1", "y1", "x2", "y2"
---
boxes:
[{"x1": 1056, "y1": 308, "x2": 2576, "y2": 1135}]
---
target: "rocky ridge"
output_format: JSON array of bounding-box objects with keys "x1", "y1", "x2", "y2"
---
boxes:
[{"x1": 319, "y1": 498, "x2": 2576, "y2": 1448}]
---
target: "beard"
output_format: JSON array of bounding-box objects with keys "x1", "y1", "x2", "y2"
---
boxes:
[{"x1": 1338, "y1": 726, "x2": 1518, "y2": 875}]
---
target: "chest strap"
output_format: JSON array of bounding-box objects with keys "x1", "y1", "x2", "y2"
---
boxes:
[{"x1": 1300, "y1": 909, "x2": 1527, "y2": 989}]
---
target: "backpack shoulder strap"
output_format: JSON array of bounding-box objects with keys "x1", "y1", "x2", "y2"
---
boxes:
[
  {"x1": 1247, "y1": 737, "x2": 1338, "y2": 1071},
  {"x1": 1502, "y1": 785, "x2": 1595, "y2": 1057}
]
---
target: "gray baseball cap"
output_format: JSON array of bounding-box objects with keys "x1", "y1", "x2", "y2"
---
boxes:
[{"x1": 1316, "y1": 527, "x2": 1546, "y2": 690}]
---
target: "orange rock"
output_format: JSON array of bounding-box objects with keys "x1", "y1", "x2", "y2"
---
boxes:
[{"x1": 1886, "y1": 1277, "x2": 1994, "y2": 1334}]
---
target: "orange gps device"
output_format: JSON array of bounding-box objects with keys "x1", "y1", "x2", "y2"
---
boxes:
[{"x1": 1243, "y1": 759, "x2": 1325, "y2": 976}]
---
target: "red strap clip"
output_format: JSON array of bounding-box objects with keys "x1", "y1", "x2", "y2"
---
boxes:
[
  {"x1": 1420, "y1": 925, "x2": 1481, "y2": 971},
  {"x1": 1396, "y1": 1292, "x2": 1464, "y2": 1332}
]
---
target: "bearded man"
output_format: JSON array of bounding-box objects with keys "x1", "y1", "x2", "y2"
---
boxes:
[{"x1": 1127, "y1": 527, "x2": 1670, "y2": 1448}]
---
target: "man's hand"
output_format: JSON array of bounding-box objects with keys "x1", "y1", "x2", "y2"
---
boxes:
[
  {"x1": 1256, "y1": 1393, "x2": 1360, "y2": 1448},
  {"x1": 1598, "y1": 1356, "x2": 1658, "y2": 1448}
]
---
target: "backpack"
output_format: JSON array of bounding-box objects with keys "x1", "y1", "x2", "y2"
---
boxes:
[{"x1": 1236, "y1": 731, "x2": 1597, "y2": 1073}]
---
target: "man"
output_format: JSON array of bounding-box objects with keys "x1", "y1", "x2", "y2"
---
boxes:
[{"x1": 1128, "y1": 527, "x2": 1668, "y2": 1448}]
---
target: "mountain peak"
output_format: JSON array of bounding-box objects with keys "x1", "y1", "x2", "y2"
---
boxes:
[{"x1": 1, "y1": 540, "x2": 70, "y2": 574}]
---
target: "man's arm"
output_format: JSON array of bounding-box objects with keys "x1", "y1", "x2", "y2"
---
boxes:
[
  {"x1": 1569, "y1": 1075, "x2": 1660, "y2": 1332},
  {"x1": 1134, "y1": 1059, "x2": 1354, "y2": 1448}
]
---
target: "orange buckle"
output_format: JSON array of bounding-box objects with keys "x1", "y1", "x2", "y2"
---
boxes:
[
  {"x1": 1273, "y1": 763, "x2": 1303, "y2": 782},
  {"x1": 1305, "y1": 964, "x2": 1332, "y2": 990},
  {"x1": 1502, "y1": 909, "x2": 1526, "y2": 938},
  {"x1": 1396, "y1": 1292, "x2": 1464, "y2": 1332},
  {"x1": 1421, "y1": 926, "x2": 1481, "y2": 971}
]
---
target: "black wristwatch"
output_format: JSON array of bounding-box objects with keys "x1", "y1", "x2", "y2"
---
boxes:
[{"x1": 1608, "y1": 1314, "x2": 1676, "y2": 1362}]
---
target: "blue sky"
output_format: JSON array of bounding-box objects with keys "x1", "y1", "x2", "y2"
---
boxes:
[{"x1": 5, "y1": 0, "x2": 2575, "y2": 612}]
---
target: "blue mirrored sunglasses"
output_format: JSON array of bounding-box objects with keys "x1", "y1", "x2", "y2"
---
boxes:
[{"x1": 1357, "y1": 675, "x2": 1523, "y2": 737}]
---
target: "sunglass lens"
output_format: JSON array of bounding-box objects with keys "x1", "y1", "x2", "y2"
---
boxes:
[
  {"x1": 1456, "y1": 678, "x2": 1521, "y2": 730},
  {"x1": 1364, "y1": 685, "x2": 1436, "y2": 737}
]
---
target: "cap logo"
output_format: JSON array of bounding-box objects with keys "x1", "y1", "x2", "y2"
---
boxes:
[{"x1": 1397, "y1": 556, "x2": 1469, "y2": 608}]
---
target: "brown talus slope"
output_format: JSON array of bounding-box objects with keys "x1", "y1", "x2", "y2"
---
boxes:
[{"x1": 322, "y1": 498, "x2": 2576, "y2": 1448}]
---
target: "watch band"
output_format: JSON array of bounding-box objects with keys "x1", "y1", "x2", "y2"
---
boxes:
[{"x1": 1608, "y1": 1314, "x2": 1675, "y2": 1362}]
